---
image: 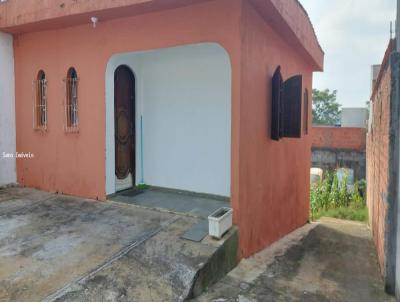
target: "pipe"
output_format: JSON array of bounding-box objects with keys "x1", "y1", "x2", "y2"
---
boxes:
[{"x1": 140, "y1": 115, "x2": 144, "y2": 184}]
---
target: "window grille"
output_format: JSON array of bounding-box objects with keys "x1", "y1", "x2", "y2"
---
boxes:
[
  {"x1": 64, "y1": 68, "x2": 79, "y2": 132},
  {"x1": 33, "y1": 70, "x2": 47, "y2": 130}
]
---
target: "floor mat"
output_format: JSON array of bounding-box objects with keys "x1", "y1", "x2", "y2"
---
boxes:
[{"x1": 180, "y1": 219, "x2": 209, "y2": 242}]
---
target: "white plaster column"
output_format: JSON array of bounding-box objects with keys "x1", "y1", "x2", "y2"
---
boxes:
[{"x1": 0, "y1": 32, "x2": 16, "y2": 186}]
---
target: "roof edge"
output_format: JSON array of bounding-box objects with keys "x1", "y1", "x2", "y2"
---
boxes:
[
  {"x1": 371, "y1": 39, "x2": 395, "y2": 101},
  {"x1": 248, "y1": 0, "x2": 324, "y2": 71}
]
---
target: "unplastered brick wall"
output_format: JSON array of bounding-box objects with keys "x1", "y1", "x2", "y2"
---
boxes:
[
  {"x1": 367, "y1": 57, "x2": 391, "y2": 275},
  {"x1": 312, "y1": 127, "x2": 366, "y2": 151}
]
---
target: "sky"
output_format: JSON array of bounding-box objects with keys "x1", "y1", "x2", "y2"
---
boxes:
[{"x1": 300, "y1": 0, "x2": 397, "y2": 108}]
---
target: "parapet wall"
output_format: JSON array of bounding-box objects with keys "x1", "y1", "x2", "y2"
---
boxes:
[{"x1": 312, "y1": 127, "x2": 366, "y2": 151}]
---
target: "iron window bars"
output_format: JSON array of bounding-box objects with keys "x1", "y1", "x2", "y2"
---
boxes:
[
  {"x1": 33, "y1": 71, "x2": 47, "y2": 130},
  {"x1": 64, "y1": 68, "x2": 79, "y2": 132}
]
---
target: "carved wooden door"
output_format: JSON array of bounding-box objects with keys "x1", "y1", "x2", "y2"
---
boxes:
[{"x1": 114, "y1": 65, "x2": 135, "y2": 180}]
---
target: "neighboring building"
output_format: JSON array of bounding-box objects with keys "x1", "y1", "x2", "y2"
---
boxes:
[
  {"x1": 369, "y1": 65, "x2": 381, "y2": 132},
  {"x1": 0, "y1": 0, "x2": 323, "y2": 258},
  {"x1": 372, "y1": 64, "x2": 381, "y2": 91},
  {"x1": 311, "y1": 104, "x2": 368, "y2": 180},
  {"x1": 340, "y1": 107, "x2": 368, "y2": 128},
  {"x1": 311, "y1": 126, "x2": 366, "y2": 180},
  {"x1": 367, "y1": 37, "x2": 400, "y2": 297}
]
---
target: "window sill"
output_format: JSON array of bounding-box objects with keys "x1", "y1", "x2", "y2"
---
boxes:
[
  {"x1": 65, "y1": 127, "x2": 79, "y2": 134},
  {"x1": 33, "y1": 127, "x2": 47, "y2": 132}
]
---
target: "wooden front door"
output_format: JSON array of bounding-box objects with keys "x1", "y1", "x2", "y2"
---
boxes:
[{"x1": 114, "y1": 65, "x2": 135, "y2": 182}]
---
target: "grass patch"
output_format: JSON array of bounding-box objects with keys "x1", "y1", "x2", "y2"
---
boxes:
[
  {"x1": 136, "y1": 183, "x2": 149, "y2": 191},
  {"x1": 313, "y1": 205, "x2": 368, "y2": 223}
]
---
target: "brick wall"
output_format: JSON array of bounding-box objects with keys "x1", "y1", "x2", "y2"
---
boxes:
[
  {"x1": 367, "y1": 42, "x2": 393, "y2": 275},
  {"x1": 311, "y1": 127, "x2": 367, "y2": 180},
  {"x1": 312, "y1": 127, "x2": 366, "y2": 151}
]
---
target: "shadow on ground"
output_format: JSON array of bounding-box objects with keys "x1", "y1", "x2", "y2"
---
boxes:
[{"x1": 194, "y1": 218, "x2": 394, "y2": 302}]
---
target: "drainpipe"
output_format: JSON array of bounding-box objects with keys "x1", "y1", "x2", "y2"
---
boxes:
[{"x1": 140, "y1": 115, "x2": 144, "y2": 184}]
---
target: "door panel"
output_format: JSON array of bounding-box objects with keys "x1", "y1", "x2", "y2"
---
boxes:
[{"x1": 114, "y1": 66, "x2": 135, "y2": 181}]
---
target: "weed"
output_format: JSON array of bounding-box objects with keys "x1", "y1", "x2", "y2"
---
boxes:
[{"x1": 310, "y1": 171, "x2": 367, "y2": 222}]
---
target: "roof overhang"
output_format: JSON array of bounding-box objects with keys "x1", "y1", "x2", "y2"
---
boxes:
[
  {"x1": 248, "y1": 0, "x2": 324, "y2": 71},
  {"x1": 0, "y1": 0, "x2": 324, "y2": 70},
  {"x1": 0, "y1": 0, "x2": 211, "y2": 34}
]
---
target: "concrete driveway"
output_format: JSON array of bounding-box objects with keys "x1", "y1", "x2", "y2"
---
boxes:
[
  {"x1": 0, "y1": 187, "x2": 233, "y2": 302},
  {"x1": 194, "y1": 218, "x2": 394, "y2": 302}
]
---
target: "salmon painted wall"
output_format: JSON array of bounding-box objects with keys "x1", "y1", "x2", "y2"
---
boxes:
[
  {"x1": 14, "y1": 0, "x2": 242, "y2": 202},
  {"x1": 237, "y1": 2, "x2": 314, "y2": 257}
]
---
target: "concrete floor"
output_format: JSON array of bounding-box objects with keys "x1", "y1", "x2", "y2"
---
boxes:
[
  {"x1": 0, "y1": 187, "x2": 234, "y2": 302},
  {"x1": 194, "y1": 218, "x2": 394, "y2": 302},
  {"x1": 0, "y1": 187, "x2": 392, "y2": 301},
  {"x1": 109, "y1": 188, "x2": 230, "y2": 219}
]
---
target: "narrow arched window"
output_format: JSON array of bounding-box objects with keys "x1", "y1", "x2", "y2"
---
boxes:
[
  {"x1": 65, "y1": 67, "x2": 79, "y2": 130},
  {"x1": 35, "y1": 70, "x2": 47, "y2": 129}
]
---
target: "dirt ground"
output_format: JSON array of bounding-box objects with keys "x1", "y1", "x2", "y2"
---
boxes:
[{"x1": 194, "y1": 217, "x2": 394, "y2": 302}]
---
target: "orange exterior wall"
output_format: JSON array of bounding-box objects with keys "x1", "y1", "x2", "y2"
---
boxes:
[
  {"x1": 12, "y1": 0, "x2": 322, "y2": 257},
  {"x1": 14, "y1": 0, "x2": 242, "y2": 201},
  {"x1": 236, "y1": 1, "x2": 314, "y2": 257},
  {"x1": 312, "y1": 127, "x2": 367, "y2": 151}
]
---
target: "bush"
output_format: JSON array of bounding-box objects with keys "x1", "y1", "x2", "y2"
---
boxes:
[{"x1": 310, "y1": 172, "x2": 367, "y2": 222}]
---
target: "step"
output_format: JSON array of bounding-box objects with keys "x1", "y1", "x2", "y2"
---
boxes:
[{"x1": 45, "y1": 215, "x2": 239, "y2": 301}]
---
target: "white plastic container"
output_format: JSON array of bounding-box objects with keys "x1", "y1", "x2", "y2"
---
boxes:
[{"x1": 208, "y1": 207, "x2": 233, "y2": 239}]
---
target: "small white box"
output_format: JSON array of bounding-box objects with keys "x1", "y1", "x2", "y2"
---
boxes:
[{"x1": 208, "y1": 207, "x2": 233, "y2": 239}]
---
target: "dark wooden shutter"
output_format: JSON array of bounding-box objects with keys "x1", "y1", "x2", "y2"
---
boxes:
[
  {"x1": 282, "y1": 75, "x2": 302, "y2": 138},
  {"x1": 271, "y1": 66, "x2": 283, "y2": 141},
  {"x1": 303, "y1": 89, "x2": 309, "y2": 135}
]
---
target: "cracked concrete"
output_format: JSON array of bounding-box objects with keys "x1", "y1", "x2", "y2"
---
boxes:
[
  {"x1": 0, "y1": 187, "x2": 235, "y2": 302},
  {"x1": 2, "y1": 186, "x2": 389, "y2": 302}
]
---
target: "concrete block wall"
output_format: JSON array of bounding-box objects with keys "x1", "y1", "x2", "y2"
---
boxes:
[{"x1": 311, "y1": 149, "x2": 366, "y2": 180}]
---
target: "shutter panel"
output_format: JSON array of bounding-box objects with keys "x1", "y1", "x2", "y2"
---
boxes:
[
  {"x1": 282, "y1": 75, "x2": 302, "y2": 138},
  {"x1": 303, "y1": 89, "x2": 309, "y2": 135},
  {"x1": 271, "y1": 66, "x2": 283, "y2": 141}
]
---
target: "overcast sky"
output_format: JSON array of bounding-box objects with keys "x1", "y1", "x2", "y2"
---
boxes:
[{"x1": 300, "y1": 0, "x2": 397, "y2": 107}]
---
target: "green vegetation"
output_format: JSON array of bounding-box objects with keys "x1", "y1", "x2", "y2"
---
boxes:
[
  {"x1": 310, "y1": 173, "x2": 367, "y2": 222},
  {"x1": 312, "y1": 89, "x2": 341, "y2": 125},
  {"x1": 136, "y1": 183, "x2": 149, "y2": 190}
]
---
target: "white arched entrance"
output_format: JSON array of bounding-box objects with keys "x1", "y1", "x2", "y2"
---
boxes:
[{"x1": 105, "y1": 43, "x2": 232, "y2": 197}]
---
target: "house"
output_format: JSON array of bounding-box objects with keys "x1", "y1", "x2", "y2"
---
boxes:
[
  {"x1": 0, "y1": 0, "x2": 323, "y2": 258},
  {"x1": 340, "y1": 107, "x2": 368, "y2": 128}
]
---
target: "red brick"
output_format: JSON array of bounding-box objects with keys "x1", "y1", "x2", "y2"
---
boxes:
[{"x1": 312, "y1": 127, "x2": 366, "y2": 151}]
